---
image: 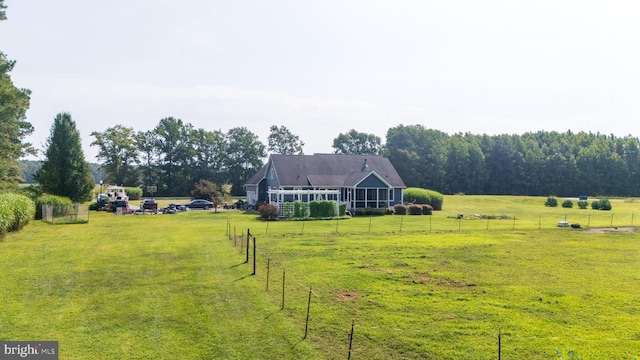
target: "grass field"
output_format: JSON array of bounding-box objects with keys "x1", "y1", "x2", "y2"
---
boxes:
[{"x1": 1, "y1": 195, "x2": 639, "y2": 359}]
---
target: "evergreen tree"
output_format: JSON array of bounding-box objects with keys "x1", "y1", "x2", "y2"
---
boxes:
[{"x1": 36, "y1": 113, "x2": 95, "y2": 202}]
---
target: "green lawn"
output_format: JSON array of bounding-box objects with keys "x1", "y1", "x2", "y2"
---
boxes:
[{"x1": 2, "y1": 195, "x2": 640, "y2": 359}]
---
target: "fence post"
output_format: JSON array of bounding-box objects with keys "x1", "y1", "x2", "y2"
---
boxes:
[
  {"x1": 498, "y1": 328, "x2": 501, "y2": 360},
  {"x1": 266, "y1": 258, "x2": 270, "y2": 292},
  {"x1": 512, "y1": 215, "x2": 515, "y2": 230},
  {"x1": 281, "y1": 267, "x2": 286, "y2": 310},
  {"x1": 588, "y1": 214, "x2": 591, "y2": 228},
  {"x1": 429, "y1": 216, "x2": 432, "y2": 231},
  {"x1": 303, "y1": 287, "x2": 312, "y2": 339},
  {"x1": 538, "y1": 214, "x2": 541, "y2": 230},
  {"x1": 233, "y1": 226, "x2": 236, "y2": 245},
  {"x1": 458, "y1": 217, "x2": 461, "y2": 231},
  {"x1": 301, "y1": 220, "x2": 305, "y2": 235},
  {"x1": 348, "y1": 320, "x2": 355, "y2": 360},
  {"x1": 369, "y1": 216, "x2": 372, "y2": 233},
  {"x1": 335, "y1": 218, "x2": 339, "y2": 233},
  {"x1": 252, "y1": 236, "x2": 256, "y2": 275},
  {"x1": 245, "y1": 232, "x2": 250, "y2": 264},
  {"x1": 240, "y1": 230, "x2": 244, "y2": 252},
  {"x1": 486, "y1": 217, "x2": 489, "y2": 230},
  {"x1": 610, "y1": 213, "x2": 614, "y2": 227},
  {"x1": 632, "y1": 213, "x2": 634, "y2": 226},
  {"x1": 400, "y1": 216, "x2": 404, "y2": 232},
  {"x1": 266, "y1": 220, "x2": 270, "y2": 235}
]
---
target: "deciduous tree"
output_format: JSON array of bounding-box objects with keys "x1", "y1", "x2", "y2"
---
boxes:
[
  {"x1": 90, "y1": 125, "x2": 140, "y2": 186},
  {"x1": 332, "y1": 129, "x2": 382, "y2": 155},
  {"x1": 268, "y1": 125, "x2": 304, "y2": 155}
]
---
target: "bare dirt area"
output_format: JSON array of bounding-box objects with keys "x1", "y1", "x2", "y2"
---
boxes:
[{"x1": 580, "y1": 227, "x2": 636, "y2": 234}]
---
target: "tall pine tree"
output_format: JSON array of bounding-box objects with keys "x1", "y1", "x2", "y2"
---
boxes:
[{"x1": 36, "y1": 113, "x2": 94, "y2": 202}]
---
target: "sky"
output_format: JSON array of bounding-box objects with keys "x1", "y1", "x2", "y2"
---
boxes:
[{"x1": 2, "y1": 0, "x2": 640, "y2": 162}]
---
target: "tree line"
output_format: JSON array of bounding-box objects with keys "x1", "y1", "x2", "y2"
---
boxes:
[{"x1": 385, "y1": 125, "x2": 640, "y2": 197}]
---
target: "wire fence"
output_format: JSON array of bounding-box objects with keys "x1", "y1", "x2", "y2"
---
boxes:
[
  {"x1": 223, "y1": 222, "x2": 640, "y2": 359},
  {"x1": 42, "y1": 204, "x2": 89, "y2": 224}
]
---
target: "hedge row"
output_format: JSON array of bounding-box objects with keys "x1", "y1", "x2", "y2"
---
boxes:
[
  {"x1": 403, "y1": 187, "x2": 444, "y2": 210},
  {"x1": 0, "y1": 193, "x2": 36, "y2": 238},
  {"x1": 124, "y1": 187, "x2": 142, "y2": 200}
]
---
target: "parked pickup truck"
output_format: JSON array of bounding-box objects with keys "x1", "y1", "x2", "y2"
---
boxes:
[{"x1": 141, "y1": 198, "x2": 158, "y2": 212}]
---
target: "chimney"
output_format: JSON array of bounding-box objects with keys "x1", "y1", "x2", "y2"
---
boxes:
[{"x1": 363, "y1": 158, "x2": 369, "y2": 171}]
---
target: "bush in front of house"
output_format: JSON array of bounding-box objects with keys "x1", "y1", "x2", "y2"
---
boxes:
[
  {"x1": 294, "y1": 202, "x2": 308, "y2": 218},
  {"x1": 282, "y1": 202, "x2": 295, "y2": 219},
  {"x1": 394, "y1": 204, "x2": 408, "y2": 215},
  {"x1": 545, "y1": 196, "x2": 558, "y2": 207},
  {"x1": 339, "y1": 204, "x2": 346, "y2": 216},
  {"x1": 0, "y1": 193, "x2": 36, "y2": 237},
  {"x1": 259, "y1": 203, "x2": 279, "y2": 220},
  {"x1": 562, "y1": 200, "x2": 573, "y2": 208},
  {"x1": 309, "y1": 201, "x2": 336, "y2": 218},
  {"x1": 421, "y1": 204, "x2": 433, "y2": 215},
  {"x1": 408, "y1": 204, "x2": 423, "y2": 215},
  {"x1": 404, "y1": 187, "x2": 444, "y2": 210},
  {"x1": 353, "y1": 208, "x2": 387, "y2": 216},
  {"x1": 577, "y1": 200, "x2": 589, "y2": 209},
  {"x1": 35, "y1": 194, "x2": 73, "y2": 220}
]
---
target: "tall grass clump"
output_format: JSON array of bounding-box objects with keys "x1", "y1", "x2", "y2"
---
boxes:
[
  {"x1": 404, "y1": 187, "x2": 444, "y2": 210},
  {"x1": 0, "y1": 193, "x2": 36, "y2": 237},
  {"x1": 124, "y1": 187, "x2": 142, "y2": 200},
  {"x1": 35, "y1": 194, "x2": 73, "y2": 220}
]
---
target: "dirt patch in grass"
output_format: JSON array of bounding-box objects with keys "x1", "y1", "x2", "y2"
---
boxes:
[
  {"x1": 334, "y1": 291, "x2": 359, "y2": 302},
  {"x1": 580, "y1": 227, "x2": 636, "y2": 234}
]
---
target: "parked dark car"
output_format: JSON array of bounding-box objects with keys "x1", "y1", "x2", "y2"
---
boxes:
[
  {"x1": 184, "y1": 199, "x2": 214, "y2": 210},
  {"x1": 141, "y1": 198, "x2": 158, "y2": 212}
]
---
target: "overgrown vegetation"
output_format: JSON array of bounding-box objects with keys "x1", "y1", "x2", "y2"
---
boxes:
[
  {"x1": 34, "y1": 194, "x2": 73, "y2": 220},
  {"x1": 0, "y1": 192, "x2": 35, "y2": 237}
]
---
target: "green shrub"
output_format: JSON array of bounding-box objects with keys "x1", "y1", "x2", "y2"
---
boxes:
[
  {"x1": 545, "y1": 196, "x2": 558, "y2": 207},
  {"x1": 598, "y1": 199, "x2": 612, "y2": 211},
  {"x1": 591, "y1": 200, "x2": 600, "y2": 210},
  {"x1": 339, "y1": 204, "x2": 346, "y2": 216},
  {"x1": 562, "y1": 200, "x2": 573, "y2": 208},
  {"x1": 124, "y1": 187, "x2": 142, "y2": 200},
  {"x1": 282, "y1": 202, "x2": 295, "y2": 219},
  {"x1": 258, "y1": 203, "x2": 279, "y2": 220},
  {"x1": 421, "y1": 204, "x2": 433, "y2": 215},
  {"x1": 36, "y1": 194, "x2": 73, "y2": 220},
  {"x1": 0, "y1": 193, "x2": 36, "y2": 237},
  {"x1": 353, "y1": 208, "x2": 386, "y2": 216},
  {"x1": 394, "y1": 204, "x2": 408, "y2": 215},
  {"x1": 577, "y1": 200, "x2": 589, "y2": 209},
  {"x1": 404, "y1": 187, "x2": 444, "y2": 210},
  {"x1": 408, "y1": 204, "x2": 423, "y2": 215},
  {"x1": 294, "y1": 202, "x2": 308, "y2": 218},
  {"x1": 309, "y1": 201, "x2": 336, "y2": 218}
]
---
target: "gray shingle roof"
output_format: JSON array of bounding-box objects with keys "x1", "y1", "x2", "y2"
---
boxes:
[{"x1": 247, "y1": 154, "x2": 405, "y2": 188}]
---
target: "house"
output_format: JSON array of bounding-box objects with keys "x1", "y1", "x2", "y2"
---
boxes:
[{"x1": 245, "y1": 154, "x2": 406, "y2": 210}]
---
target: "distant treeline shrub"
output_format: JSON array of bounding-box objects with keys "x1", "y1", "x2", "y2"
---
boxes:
[
  {"x1": 124, "y1": 187, "x2": 142, "y2": 200},
  {"x1": 36, "y1": 194, "x2": 73, "y2": 220},
  {"x1": 562, "y1": 200, "x2": 573, "y2": 208},
  {"x1": 545, "y1": 196, "x2": 558, "y2": 207},
  {"x1": 0, "y1": 193, "x2": 36, "y2": 237},
  {"x1": 577, "y1": 200, "x2": 589, "y2": 209},
  {"x1": 404, "y1": 187, "x2": 444, "y2": 210}
]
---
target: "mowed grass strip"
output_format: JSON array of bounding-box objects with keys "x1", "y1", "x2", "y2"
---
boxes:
[{"x1": 0, "y1": 211, "x2": 319, "y2": 359}]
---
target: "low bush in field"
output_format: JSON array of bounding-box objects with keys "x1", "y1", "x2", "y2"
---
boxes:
[
  {"x1": 591, "y1": 199, "x2": 612, "y2": 211},
  {"x1": 577, "y1": 200, "x2": 589, "y2": 209},
  {"x1": 545, "y1": 196, "x2": 558, "y2": 207},
  {"x1": 394, "y1": 204, "x2": 408, "y2": 215},
  {"x1": 421, "y1": 204, "x2": 433, "y2": 215},
  {"x1": 0, "y1": 193, "x2": 35, "y2": 237},
  {"x1": 35, "y1": 194, "x2": 73, "y2": 220},
  {"x1": 562, "y1": 200, "x2": 573, "y2": 208},
  {"x1": 404, "y1": 187, "x2": 444, "y2": 210},
  {"x1": 258, "y1": 203, "x2": 279, "y2": 220}
]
